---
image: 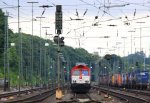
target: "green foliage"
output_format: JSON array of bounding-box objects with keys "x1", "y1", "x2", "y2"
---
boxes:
[
  {"x1": 10, "y1": 72, "x2": 18, "y2": 87},
  {"x1": 9, "y1": 47, "x2": 19, "y2": 69},
  {"x1": 0, "y1": 10, "x2": 13, "y2": 55},
  {"x1": 96, "y1": 51, "x2": 150, "y2": 77},
  {"x1": 61, "y1": 47, "x2": 97, "y2": 68},
  {"x1": 0, "y1": 30, "x2": 97, "y2": 86},
  {"x1": 0, "y1": 71, "x2": 3, "y2": 78},
  {"x1": 0, "y1": 8, "x2": 98, "y2": 86}
]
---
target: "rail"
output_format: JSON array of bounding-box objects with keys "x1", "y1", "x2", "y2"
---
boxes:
[{"x1": 94, "y1": 86, "x2": 149, "y2": 103}]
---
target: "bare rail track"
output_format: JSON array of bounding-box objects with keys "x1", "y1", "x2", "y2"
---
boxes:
[
  {"x1": 95, "y1": 86, "x2": 149, "y2": 103},
  {"x1": 57, "y1": 92, "x2": 102, "y2": 103},
  {"x1": 3, "y1": 89, "x2": 55, "y2": 103}
]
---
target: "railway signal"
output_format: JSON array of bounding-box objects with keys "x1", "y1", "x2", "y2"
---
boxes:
[
  {"x1": 60, "y1": 37, "x2": 64, "y2": 47},
  {"x1": 55, "y1": 5, "x2": 62, "y2": 34},
  {"x1": 53, "y1": 35, "x2": 59, "y2": 43},
  {"x1": 55, "y1": 5, "x2": 63, "y2": 100},
  {"x1": 53, "y1": 36, "x2": 65, "y2": 47}
]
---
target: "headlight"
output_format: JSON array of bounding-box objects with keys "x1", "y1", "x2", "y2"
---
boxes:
[{"x1": 73, "y1": 80, "x2": 76, "y2": 83}]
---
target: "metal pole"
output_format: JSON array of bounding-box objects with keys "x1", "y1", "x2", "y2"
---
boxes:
[
  {"x1": 122, "y1": 37, "x2": 127, "y2": 72},
  {"x1": 140, "y1": 27, "x2": 142, "y2": 52},
  {"x1": 3, "y1": 16, "x2": 6, "y2": 91},
  {"x1": 128, "y1": 31, "x2": 135, "y2": 54},
  {"x1": 18, "y1": 0, "x2": 21, "y2": 96},
  {"x1": 136, "y1": 22, "x2": 145, "y2": 52},
  {"x1": 44, "y1": 42, "x2": 46, "y2": 87},
  {"x1": 42, "y1": 27, "x2": 50, "y2": 87},
  {"x1": 39, "y1": 17, "x2": 42, "y2": 87},
  {"x1": 4, "y1": 14, "x2": 8, "y2": 91},
  {"x1": 18, "y1": 0, "x2": 23, "y2": 96},
  {"x1": 67, "y1": 57, "x2": 70, "y2": 83},
  {"x1": 118, "y1": 47, "x2": 120, "y2": 56},
  {"x1": 36, "y1": 17, "x2": 45, "y2": 87},
  {"x1": 6, "y1": 14, "x2": 10, "y2": 91},
  {"x1": 144, "y1": 50, "x2": 145, "y2": 70},
  {"x1": 131, "y1": 33, "x2": 132, "y2": 55},
  {"x1": 98, "y1": 47, "x2": 102, "y2": 56},
  {"x1": 52, "y1": 60, "x2": 55, "y2": 88},
  {"x1": 31, "y1": 2, "x2": 33, "y2": 89},
  {"x1": 27, "y1": 1, "x2": 38, "y2": 89},
  {"x1": 123, "y1": 38, "x2": 125, "y2": 57},
  {"x1": 57, "y1": 35, "x2": 60, "y2": 88},
  {"x1": 149, "y1": 45, "x2": 150, "y2": 65},
  {"x1": 55, "y1": 5, "x2": 63, "y2": 99},
  {"x1": 44, "y1": 37, "x2": 48, "y2": 88}
]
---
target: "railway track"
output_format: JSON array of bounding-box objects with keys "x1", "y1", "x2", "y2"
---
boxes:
[
  {"x1": 57, "y1": 93, "x2": 102, "y2": 103},
  {"x1": 0, "y1": 87, "x2": 42, "y2": 99},
  {"x1": 101, "y1": 85, "x2": 150, "y2": 96},
  {"x1": 98, "y1": 85, "x2": 150, "y2": 102},
  {"x1": 125, "y1": 88, "x2": 150, "y2": 96},
  {"x1": 3, "y1": 89, "x2": 55, "y2": 103},
  {"x1": 9, "y1": 85, "x2": 148, "y2": 103},
  {"x1": 56, "y1": 85, "x2": 128, "y2": 103},
  {"x1": 95, "y1": 86, "x2": 149, "y2": 103}
]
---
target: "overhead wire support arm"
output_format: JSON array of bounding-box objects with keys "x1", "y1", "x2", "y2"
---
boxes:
[
  {"x1": 39, "y1": 5, "x2": 54, "y2": 16},
  {"x1": 104, "y1": 3, "x2": 130, "y2": 8},
  {"x1": 39, "y1": 5, "x2": 53, "y2": 8}
]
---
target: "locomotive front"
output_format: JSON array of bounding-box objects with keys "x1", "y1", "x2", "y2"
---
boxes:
[{"x1": 70, "y1": 64, "x2": 91, "y2": 93}]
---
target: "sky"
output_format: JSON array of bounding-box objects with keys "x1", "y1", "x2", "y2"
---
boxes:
[{"x1": 1, "y1": 0, "x2": 150, "y2": 57}]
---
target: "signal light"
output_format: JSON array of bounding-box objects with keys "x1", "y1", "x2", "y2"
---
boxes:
[
  {"x1": 53, "y1": 35, "x2": 59, "y2": 44},
  {"x1": 60, "y1": 37, "x2": 64, "y2": 47},
  {"x1": 53, "y1": 36, "x2": 65, "y2": 47},
  {"x1": 55, "y1": 5, "x2": 62, "y2": 34}
]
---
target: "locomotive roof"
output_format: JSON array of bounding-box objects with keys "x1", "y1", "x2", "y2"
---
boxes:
[
  {"x1": 71, "y1": 64, "x2": 90, "y2": 71},
  {"x1": 75, "y1": 62, "x2": 87, "y2": 66}
]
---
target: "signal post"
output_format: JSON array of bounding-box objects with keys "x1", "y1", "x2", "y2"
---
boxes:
[{"x1": 55, "y1": 5, "x2": 64, "y2": 99}]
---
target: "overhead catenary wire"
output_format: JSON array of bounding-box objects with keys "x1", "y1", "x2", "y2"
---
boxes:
[
  {"x1": 79, "y1": 0, "x2": 117, "y2": 18},
  {"x1": 1, "y1": 0, "x2": 150, "y2": 57},
  {"x1": 115, "y1": 0, "x2": 150, "y2": 8}
]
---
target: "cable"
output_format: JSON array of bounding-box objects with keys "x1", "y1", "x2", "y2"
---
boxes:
[
  {"x1": 79, "y1": 0, "x2": 116, "y2": 18},
  {"x1": 115, "y1": 0, "x2": 150, "y2": 8}
]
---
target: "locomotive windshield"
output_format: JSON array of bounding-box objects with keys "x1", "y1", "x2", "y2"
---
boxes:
[
  {"x1": 82, "y1": 70, "x2": 88, "y2": 76},
  {"x1": 72, "y1": 70, "x2": 80, "y2": 76}
]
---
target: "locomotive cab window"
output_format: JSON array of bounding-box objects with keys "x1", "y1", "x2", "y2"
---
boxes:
[
  {"x1": 82, "y1": 70, "x2": 88, "y2": 76},
  {"x1": 73, "y1": 70, "x2": 80, "y2": 76}
]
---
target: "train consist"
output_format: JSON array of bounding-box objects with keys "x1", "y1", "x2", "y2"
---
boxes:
[
  {"x1": 70, "y1": 63, "x2": 91, "y2": 93},
  {"x1": 99, "y1": 70, "x2": 150, "y2": 89}
]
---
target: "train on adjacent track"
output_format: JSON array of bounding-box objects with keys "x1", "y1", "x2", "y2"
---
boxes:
[
  {"x1": 70, "y1": 63, "x2": 91, "y2": 93},
  {"x1": 99, "y1": 70, "x2": 150, "y2": 90}
]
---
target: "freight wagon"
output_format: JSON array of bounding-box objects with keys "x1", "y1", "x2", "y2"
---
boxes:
[{"x1": 99, "y1": 71, "x2": 150, "y2": 90}]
